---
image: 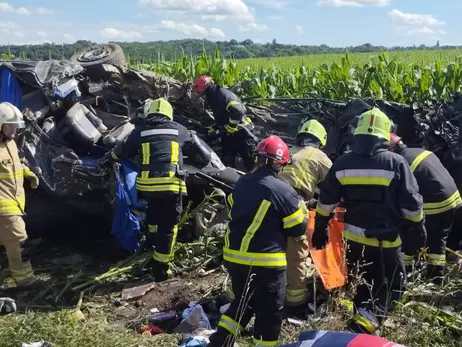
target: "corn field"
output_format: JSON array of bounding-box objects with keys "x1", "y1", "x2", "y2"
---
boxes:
[{"x1": 132, "y1": 47, "x2": 462, "y2": 103}]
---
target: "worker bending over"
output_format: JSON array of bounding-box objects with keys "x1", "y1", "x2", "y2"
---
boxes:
[
  {"x1": 0, "y1": 102, "x2": 40, "y2": 288},
  {"x1": 389, "y1": 133, "x2": 462, "y2": 282},
  {"x1": 193, "y1": 75, "x2": 256, "y2": 171},
  {"x1": 280, "y1": 119, "x2": 332, "y2": 308},
  {"x1": 207, "y1": 136, "x2": 308, "y2": 347},
  {"x1": 313, "y1": 108, "x2": 426, "y2": 334},
  {"x1": 109, "y1": 98, "x2": 188, "y2": 282}
]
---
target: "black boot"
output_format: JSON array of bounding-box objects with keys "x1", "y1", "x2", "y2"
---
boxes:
[{"x1": 151, "y1": 261, "x2": 172, "y2": 282}]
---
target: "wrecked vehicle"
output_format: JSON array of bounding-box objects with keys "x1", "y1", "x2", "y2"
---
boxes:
[{"x1": 0, "y1": 56, "x2": 239, "y2": 244}]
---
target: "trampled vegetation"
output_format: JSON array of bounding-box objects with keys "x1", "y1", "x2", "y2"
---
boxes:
[{"x1": 134, "y1": 48, "x2": 462, "y2": 103}]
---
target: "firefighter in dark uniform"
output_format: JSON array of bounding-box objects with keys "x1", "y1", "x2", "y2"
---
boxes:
[
  {"x1": 193, "y1": 75, "x2": 256, "y2": 171},
  {"x1": 108, "y1": 98, "x2": 188, "y2": 281},
  {"x1": 312, "y1": 108, "x2": 426, "y2": 334},
  {"x1": 207, "y1": 135, "x2": 308, "y2": 347},
  {"x1": 389, "y1": 133, "x2": 462, "y2": 281}
]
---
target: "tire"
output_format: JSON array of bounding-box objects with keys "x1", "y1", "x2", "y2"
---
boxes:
[{"x1": 70, "y1": 44, "x2": 127, "y2": 68}]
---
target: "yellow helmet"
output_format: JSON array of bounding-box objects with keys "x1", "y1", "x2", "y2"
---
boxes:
[
  {"x1": 145, "y1": 97, "x2": 174, "y2": 120},
  {"x1": 297, "y1": 119, "x2": 327, "y2": 146},
  {"x1": 354, "y1": 108, "x2": 391, "y2": 141}
]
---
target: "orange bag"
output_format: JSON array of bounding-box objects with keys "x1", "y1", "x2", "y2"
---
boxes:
[{"x1": 307, "y1": 209, "x2": 347, "y2": 290}]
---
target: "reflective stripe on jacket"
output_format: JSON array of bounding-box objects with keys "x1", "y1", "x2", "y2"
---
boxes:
[
  {"x1": 399, "y1": 147, "x2": 462, "y2": 215},
  {"x1": 281, "y1": 146, "x2": 332, "y2": 200},
  {"x1": 316, "y1": 147, "x2": 423, "y2": 242},
  {"x1": 111, "y1": 116, "x2": 188, "y2": 195},
  {"x1": 223, "y1": 168, "x2": 308, "y2": 269},
  {"x1": 205, "y1": 85, "x2": 253, "y2": 134},
  {"x1": 0, "y1": 140, "x2": 26, "y2": 215}
]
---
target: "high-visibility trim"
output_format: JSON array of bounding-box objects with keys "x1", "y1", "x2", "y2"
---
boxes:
[
  {"x1": 140, "y1": 128, "x2": 179, "y2": 137},
  {"x1": 283, "y1": 166, "x2": 314, "y2": 192},
  {"x1": 423, "y1": 190, "x2": 462, "y2": 215},
  {"x1": 225, "y1": 124, "x2": 239, "y2": 134},
  {"x1": 170, "y1": 141, "x2": 179, "y2": 165},
  {"x1": 224, "y1": 225, "x2": 231, "y2": 249},
  {"x1": 239, "y1": 200, "x2": 272, "y2": 252},
  {"x1": 22, "y1": 166, "x2": 35, "y2": 178},
  {"x1": 136, "y1": 176, "x2": 185, "y2": 185},
  {"x1": 229, "y1": 118, "x2": 240, "y2": 125},
  {"x1": 141, "y1": 143, "x2": 150, "y2": 165},
  {"x1": 0, "y1": 170, "x2": 24, "y2": 180},
  {"x1": 343, "y1": 223, "x2": 401, "y2": 248},
  {"x1": 335, "y1": 169, "x2": 395, "y2": 186},
  {"x1": 352, "y1": 313, "x2": 376, "y2": 334},
  {"x1": 169, "y1": 225, "x2": 179, "y2": 258},
  {"x1": 401, "y1": 207, "x2": 424, "y2": 223},
  {"x1": 427, "y1": 253, "x2": 446, "y2": 266},
  {"x1": 148, "y1": 224, "x2": 158, "y2": 234},
  {"x1": 403, "y1": 254, "x2": 414, "y2": 265},
  {"x1": 282, "y1": 207, "x2": 304, "y2": 229},
  {"x1": 0, "y1": 196, "x2": 25, "y2": 215},
  {"x1": 316, "y1": 202, "x2": 337, "y2": 217},
  {"x1": 218, "y1": 314, "x2": 244, "y2": 336},
  {"x1": 409, "y1": 150, "x2": 432, "y2": 172},
  {"x1": 253, "y1": 338, "x2": 278, "y2": 346},
  {"x1": 285, "y1": 288, "x2": 307, "y2": 304},
  {"x1": 140, "y1": 171, "x2": 149, "y2": 179},
  {"x1": 111, "y1": 151, "x2": 118, "y2": 160},
  {"x1": 153, "y1": 251, "x2": 172, "y2": 263},
  {"x1": 223, "y1": 248, "x2": 287, "y2": 267},
  {"x1": 136, "y1": 181, "x2": 187, "y2": 194},
  {"x1": 226, "y1": 100, "x2": 242, "y2": 111},
  {"x1": 227, "y1": 193, "x2": 234, "y2": 220}
]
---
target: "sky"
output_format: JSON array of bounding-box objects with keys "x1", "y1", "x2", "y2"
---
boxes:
[{"x1": 0, "y1": 0, "x2": 459, "y2": 47}]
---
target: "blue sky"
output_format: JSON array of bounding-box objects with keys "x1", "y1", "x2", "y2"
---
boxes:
[{"x1": 0, "y1": 0, "x2": 458, "y2": 46}]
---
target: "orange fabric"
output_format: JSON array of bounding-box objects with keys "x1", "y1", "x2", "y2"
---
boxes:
[{"x1": 308, "y1": 209, "x2": 347, "y2": 290}]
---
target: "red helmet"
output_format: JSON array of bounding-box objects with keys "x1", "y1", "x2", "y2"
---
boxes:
[
  {"x1": 193, "y1": 75, "x2": 214, "y2": 93},
  {"x1": 254, "y1": 135, "x2": 291, "y2": 166}
]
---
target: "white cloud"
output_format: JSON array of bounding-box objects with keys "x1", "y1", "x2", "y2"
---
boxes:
[
  {"x1": 247, "y1": 0, "x2": 288, "y2": 9},
  {"x1": 0, "y1": 3, "x2": 52, "y2": 15},
  {"x1": 100, "y1": 28, "x2": 143, "y2": 39},
  {"x1": 238, "y1": 22, "x2": 269, "y2": 32},
  {"x1": 156, "y1": 20, "x2": 225, "y2": 38},
  {"x1": 36, "y1": 31, "x2": 47, "y2": 38},
  {"x1": 36, "y1": 7, "x2": 53, "y2": 15},
  {"x1": 139, "y1": 0, "x2": 255, "y2": 22},
  {"x1": 268, "y1": 15, "x2": 284, "y2": 20},
  {"x1": 63, "y1": 33, "x2": 75, "y2": 42},
  {"x1": 388, "y1": 9, "x2": 445, "y2": 27},
  {"x1": 317, "y1": 0, "x2": 390, "y2": 7},
  {"x1": 296, "y1": 25, "x2": 304, "y2": 35}
]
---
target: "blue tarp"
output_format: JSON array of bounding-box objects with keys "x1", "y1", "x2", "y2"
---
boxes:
[
  {"x1": 0, "y1": 67, "x2": 23, "y2": 109},
  {"x1": 111, "y1": 161, "x2": 141, "y2": 251}
]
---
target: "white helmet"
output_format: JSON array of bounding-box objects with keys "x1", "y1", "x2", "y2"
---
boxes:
[{"x1": 0, "y1": 102, "x2": 25, "y2": 129}]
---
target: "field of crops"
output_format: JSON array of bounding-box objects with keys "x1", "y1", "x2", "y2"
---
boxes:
[{"x1": 133, "y1": 48, "x2": 462, "y2": 103}]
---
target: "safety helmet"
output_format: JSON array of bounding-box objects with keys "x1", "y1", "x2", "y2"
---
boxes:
[
  {"x1": 354, "y1": 108, "x2": 391, "y2": 141},
  {"x1": 254, "y1": 135, "x2": 291, "y2": 166},
  {"x1": 297, "y1": 119, "x2": 327, "y2": 147},
  {"x1": 0, "y1": 102, "x2": 25, "y2": 129},
  {"x1": 145, "y1": 97, "x2": 174, "y2": 120},
  {"x1": 193, "y1": 75, "x2": 214, "y2": 94}
]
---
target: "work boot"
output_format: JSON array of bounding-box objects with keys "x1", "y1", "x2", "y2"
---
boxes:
[
  {"x1": 426, "y1": 265, "x2": 446, "y2": 285},
  {"x1": 346, "y1": 309, "x2": 379, "y2": 335},
  {"x1": 151, "y1": 261, "x2": 172, "y2": 282},
  {"x1": 15, "y1": 276, "x2": 40, "y2": 289}
]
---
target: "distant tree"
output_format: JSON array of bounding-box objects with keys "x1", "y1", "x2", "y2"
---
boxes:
[{"x1": 436, "y1": 40, "x2": 440, "y2": 47}]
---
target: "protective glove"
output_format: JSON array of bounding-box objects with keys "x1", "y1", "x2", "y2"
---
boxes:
[
  {"x1": 24, "y1": 170, "x2": 39, "y2": 189},
  {"x1": 308, "y1": 198, "x2": 318, "y2": 210},
  {"x1": 401, "y1": 222, "x2": 427, "y2": 255},
  {"x1": 311, "y1": 215, "x2": 330, "y2": 250}
]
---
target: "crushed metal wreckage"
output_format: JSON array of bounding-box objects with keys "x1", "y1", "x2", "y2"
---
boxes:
[{"x1": 1, "y1": 44, "x2": 462, "y2": 247}]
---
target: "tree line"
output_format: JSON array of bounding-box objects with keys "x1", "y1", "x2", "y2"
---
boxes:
[{"x1": 0, "y1": 39, "x2": 455, "y2": 62}]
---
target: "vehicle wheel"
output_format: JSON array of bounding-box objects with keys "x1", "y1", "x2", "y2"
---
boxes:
[{"x1": 70, "y1": 44, "x2": 127, "y2": 68}]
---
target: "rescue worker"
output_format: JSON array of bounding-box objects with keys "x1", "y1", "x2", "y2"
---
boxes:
[
  {"x1": 389, "y1": 133, "x2": 462, "y2": 281},
  {"x1": 280, "y1": 119, "x2": 332, "y2": 308},
  {"x1": 108, "y1": 98, "x2": 188, "y2": 281},
  {"x1": 192, "y1": 75, "x2": 256, "y2": 171},
  {"x1": 207, "y1": 135, "x2": 308, "y2": 347},
  {"x1": 0, "y1": 102, "x2": 40, "y2": 288},
  {"x1": 312, "y1": 108, "x2": 426, "y2": 334}
]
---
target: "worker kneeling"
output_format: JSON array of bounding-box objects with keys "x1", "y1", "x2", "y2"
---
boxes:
[
  {"x1": 0, "y1": 102, "x2": 40, "y2": 288},
  {"x1": 389, "y1": 133, "x2": 462, "y2": 283},
  {"x1": 312, "y1": 108, "x2": 426, "y2": 334},
  {"x1": 281, "y1": 119, "x2": 332, "y2": 308},
  {"x1": 207, "y1": 136, "x2": 308, "y2": 347},
  {"x1": 109, "y1": 98, "x2": 187, "y2": 281}
]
